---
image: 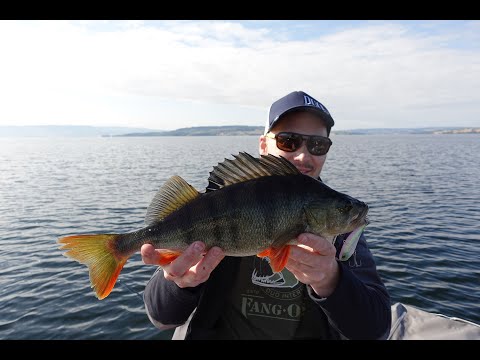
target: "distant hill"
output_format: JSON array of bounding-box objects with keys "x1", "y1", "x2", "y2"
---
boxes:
[
  {"x1": 1, "y1": 125, "x2": 478, "y2": 137},
  {"x1": 0, "y1": 125, "x2": 163, "y2": 137},
  {"x1": 119, "y1": 125, "x2": 264, "y2": 137},
  {"x1": 332, "y1": 127, "x2": 480, "y2": 135},
  {"x1": 122, "y1": 126, "x2": 480, "y2": 137},
  {"x1": 432, "y1": 128, "x2": 480, "y2": 134}
]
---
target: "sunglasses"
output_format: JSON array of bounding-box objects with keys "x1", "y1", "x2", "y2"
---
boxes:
[{"x1": 265, "y1": 132, "x2": 332, "y2": 156}]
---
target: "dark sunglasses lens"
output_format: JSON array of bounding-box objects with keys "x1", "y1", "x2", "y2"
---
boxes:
[
  {"x1": 307, "y1": 137, "x2": 331, "y2": 155},
  {"x1": 276, "y1": 133, "x2": 302, "y2": 152}
]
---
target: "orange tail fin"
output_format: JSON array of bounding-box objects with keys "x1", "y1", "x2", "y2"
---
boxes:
[{"x1": 58, "y1": 234, "x2": 127, "y2": 300}]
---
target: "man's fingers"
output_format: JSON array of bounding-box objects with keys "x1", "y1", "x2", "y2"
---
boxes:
[
  {"x1": 165, "y1": 242, "x2": 206, "y2": 277},
  {"x1": 195, "y1": 246, "x2": 225, "y2": 275},
  {"x1": 141, "y1": 244, "x2": 160, "y2": 265},
  {"x1": 297, "y1": 233, "x2": 336, "y2": 257},
  {"x1": 287, "y1": 233, "x2": 337, "y2": 269},
  {"x1": 142, "y1": 242, "x2": 225, "y2": 287},
  {"x1": 168, "y1": 246, "x2": 225, "y2": 288}
]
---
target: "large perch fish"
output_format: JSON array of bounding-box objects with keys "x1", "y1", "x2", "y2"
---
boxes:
[{"x1": 58, "y1": 152, "x2": 369, "y2": 300}]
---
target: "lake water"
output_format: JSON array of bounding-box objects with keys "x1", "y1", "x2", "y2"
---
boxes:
[{"x1": 0, "y1": 134, "x2": 479, "y2": 339}]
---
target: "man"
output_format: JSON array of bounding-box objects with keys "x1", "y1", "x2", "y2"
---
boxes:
[{"x1": 141, "y1": 90, "x2": 391, "y2": 339}]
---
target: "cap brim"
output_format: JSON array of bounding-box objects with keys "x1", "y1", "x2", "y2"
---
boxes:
[{"x1": 266, "y1": 106, "x2": 334, "y2": 133}]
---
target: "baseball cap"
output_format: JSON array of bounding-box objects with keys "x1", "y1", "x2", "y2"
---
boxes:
[{"x1": 265, "y1": 91, "x2": 335, "y2": 134}]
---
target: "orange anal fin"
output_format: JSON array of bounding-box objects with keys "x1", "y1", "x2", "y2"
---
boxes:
[
  {"x1": 256, "y1": 246, "x2": 291, "y2": 273},
  {"x1": 157, "y1": 250, "x2": 183, "y2": 266}
]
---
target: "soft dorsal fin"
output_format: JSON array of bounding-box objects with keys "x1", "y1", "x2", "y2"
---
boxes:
[
  {"x1": 207, "y1": 152, "x2": 299, "y2": 191},
  {"x1": 145, "y1": 175, "x2": 200, "y2": 226}
]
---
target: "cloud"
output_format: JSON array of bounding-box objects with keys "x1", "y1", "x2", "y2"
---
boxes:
[{"x1": 0, "y1": 20, "x2": 479, "y2": 129}]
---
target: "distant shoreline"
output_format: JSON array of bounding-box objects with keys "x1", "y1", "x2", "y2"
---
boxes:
[
  {"x1": 116, "y1": 126, "x2": 480, "y2": 137},
  {"x1": 117, "y1": 126, "x2": 264, "y2": 137},
  {"x1": 1, "y1": 125, "x2": 479, "y2": 137},
  {"x1": 432, "y1": 128, "x2": 480, "y2": 135}
]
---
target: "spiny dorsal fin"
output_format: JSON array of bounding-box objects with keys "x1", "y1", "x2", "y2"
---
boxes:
[
  {"x1": 207, "y1": 152, "x2": 299, "y2": 191},
  {"x1": 258, "y1": 154, "x2": 300, "y2": 175},
  {"x1": 145, "y1": 175, "x2": 200, "y2": 226}
]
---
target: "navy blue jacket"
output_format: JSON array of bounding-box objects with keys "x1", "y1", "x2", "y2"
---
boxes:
[{"x1": 143, "y1": 231, "x2": 391, "y2": 340}]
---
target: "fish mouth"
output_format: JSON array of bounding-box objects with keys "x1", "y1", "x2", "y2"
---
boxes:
[
  {"x1": 350, "y1": 209, "x2": 369, "y2": 228},
  {"x1": 343, "y1": 211, "x2": 369, "y2": 246},
  {"x1": 364, "y1": 216, "x2": 370, "y2": 226}
]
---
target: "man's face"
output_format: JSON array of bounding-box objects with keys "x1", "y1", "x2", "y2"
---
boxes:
[{"x1": 259, "y1": 111, "x2": 329, "y2": 179}]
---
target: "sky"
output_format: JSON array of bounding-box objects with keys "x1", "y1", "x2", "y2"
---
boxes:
[{"x1": 0, "y1": 20, "x2": 479, "y2": 131}]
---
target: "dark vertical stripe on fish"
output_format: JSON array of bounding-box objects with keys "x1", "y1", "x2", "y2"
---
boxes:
[
  {"x1": 273, "y1": 177, "x2": 289, "y2": 237},
  {"x1": 254, "y1": 178, "x2": 274, "y2": 241},
  {"x1": 181, "y1": 200, "x2": 194, "y2": 245},
  {"x1": 205, "y1": 192, "x2": 223, "y2": 247},
  {"x1": 282, "y1": 175, "x2": 294, "y2": 213},
  {"x1": 227, "y1": 186, "x2": 240, "y2": 250}
]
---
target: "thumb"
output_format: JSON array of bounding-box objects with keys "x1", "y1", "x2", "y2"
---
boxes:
[{"x1": 141, "y1": 244, "x2": 160, "y2": 265}]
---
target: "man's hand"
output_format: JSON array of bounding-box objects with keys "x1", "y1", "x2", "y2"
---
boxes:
[
  {"x1": 141, "y1": 242, "x2": 225, "y2": 288},
  {"x1": 286, "y1": 233, "x2": 340, "y2": 298}
]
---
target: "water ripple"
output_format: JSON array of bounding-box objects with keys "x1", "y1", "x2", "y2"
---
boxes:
[{"x1": 1, "y1": 135, "x2": 479, "y2": 339}]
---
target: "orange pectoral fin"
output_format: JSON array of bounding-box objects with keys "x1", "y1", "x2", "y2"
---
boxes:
[
  {"x1": 256, "y1": 246, "x2": 291, "y2": 273},
  {"x1": 256, "y1": 248, "x2": 272, "y2": 258},
  {"x1": 157, "y1": 250, "x2": 183, "y2": 266}
]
